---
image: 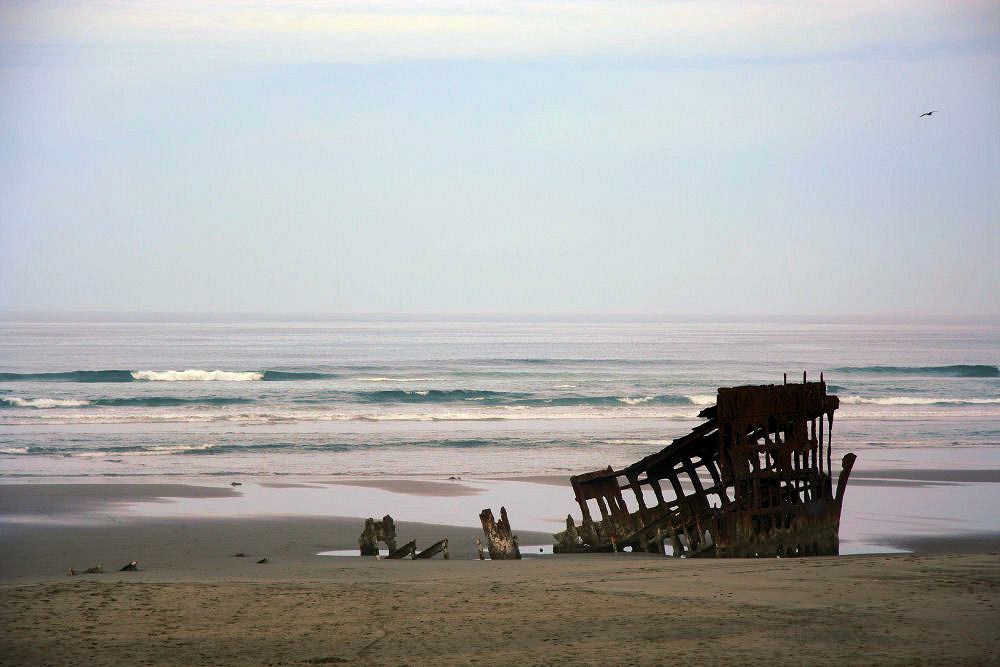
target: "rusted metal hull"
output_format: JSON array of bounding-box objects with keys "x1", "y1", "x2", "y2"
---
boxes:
[{"x1": 554, "y1": 379, "x2": 855, "y2": 558}]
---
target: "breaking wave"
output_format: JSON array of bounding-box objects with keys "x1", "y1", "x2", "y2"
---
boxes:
[
  {"x1": 93, "y1": 397, "x2": 256, "y2": 407},
  {"x1": 687, "y1": 394, "x2": 717, "y2": 406},
  {"x1": 1, "y1": 396, "x2": 256, "y2": 409},
  {"x1": 839, "y1": 395, "x2": 1000, "y2": 406},
  {"x1": 1, "y1": 397, "x2": 91, "y2": 408},
  {"x1": 0, "y1": 369, "x2": 336, "y2": 383},
  {"x1": 351, "y1": 390, "x2": 697, "y2": 407},
  {"x1": 0, "y1": 436, "x2": 687, "y2": 459},
  {"x1": 832, "y1": 365, "x2": 998, "y2": 378},
  {"x1": 68, "y1": 443, "x2": 224, "y2": 457},
  {"x1": 131, "y1": 370, "x2": 263, "y2": 382},
  {"x1": 355, "y1": 389, "x2": 517, "y2": 403},
  {"x1": 0, "y1": 407, "x2": 704, "y2": 425}
]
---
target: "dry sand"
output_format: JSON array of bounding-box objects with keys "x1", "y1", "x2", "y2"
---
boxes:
[{"x1": 1, "y1": 483, "x2": 998, "y2": 665}]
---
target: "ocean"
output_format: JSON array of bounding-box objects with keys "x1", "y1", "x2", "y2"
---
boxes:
[
  {"x1": 1, "y1": 316, "x2": 998, "y2": 480},
  {"x1": 2, "y1": 315, "x2": 999, "y2": 552}
]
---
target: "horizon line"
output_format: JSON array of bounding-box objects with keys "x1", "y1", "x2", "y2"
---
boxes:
[{"x1": 1, "y1": 310, "x2": 998, "y2": 324}]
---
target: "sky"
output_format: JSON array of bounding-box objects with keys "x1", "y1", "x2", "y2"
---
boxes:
[{"x1": 1, "y1": 1, "x2": 998, "y2": 316}]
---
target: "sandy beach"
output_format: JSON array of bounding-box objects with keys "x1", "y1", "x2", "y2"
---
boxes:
[{"x1": 1, "y1": 481, "x2": 998, "y2": 665}]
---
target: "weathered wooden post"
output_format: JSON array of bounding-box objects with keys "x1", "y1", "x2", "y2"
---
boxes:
[
  {"x1": 387, "y1": 540, "x2": 416, "y2": 559},
  {"x1": 479, "y1": 506, "x2": 521, "y2": 560},
  {"x1": 359, "y1": 515, "x2": 398, "y2": 556},
  {"x1": 553, "y1": 515, "x2": 586, "y2": 553},
  {"x1": 415, "y1": 539, "x2": 449, "y2": 559}
]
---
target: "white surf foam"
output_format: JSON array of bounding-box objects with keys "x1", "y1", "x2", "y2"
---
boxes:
[
  {"x1": 687, "y1": 394, "x2": 717, "y2": 406},
  {"x1": 839, "y1": 395, "x2": 1000, "y2": 406},
  {"x1": 617, "y1": 396, "x2": 654, "y2": 405},
  {"x1": 1, "y1": 397, "x2": 90, "y2": 408},
  {"x1": 0, "y1": 405, "x2": 708, "y2": 425},
  {"x1": 72, "y1": 443, "x2": 220, "y2": 458},
  {"x1": 131, "y1": 369, "x2": 263, "y2": 382},
  {"x1": 603, "y1": 438, "x2": 678, "y2": 446}
]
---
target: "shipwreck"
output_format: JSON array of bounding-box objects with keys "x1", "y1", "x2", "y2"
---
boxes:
[{"x1": 554, "y1": 377, "x2": 855, "y2": 557}]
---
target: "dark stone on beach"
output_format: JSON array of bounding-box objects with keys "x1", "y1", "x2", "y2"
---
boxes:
[
  {"x1": 232, "y1": 552, "x2": 248, "y2": 557},
  {"x1": 119, "y1": 561, "x2": 138, "y2": 571},
  {"x1": 82, "y1": 564, "x2": 103, "y2": 574},
  {"x1": 231, "y1": 481, "x2": 242, "y2": 486},
  {"x1": 257, "y1": 557, "x2": 269, "y2": 564}
]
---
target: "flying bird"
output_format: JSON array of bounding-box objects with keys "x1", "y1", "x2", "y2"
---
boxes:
[{"x1": 919, "y1": 110, "x2": 938, "y2": 117}]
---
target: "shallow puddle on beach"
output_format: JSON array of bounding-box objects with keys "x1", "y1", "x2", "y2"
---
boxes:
[
  {"x1": 24, "y1": 446, "x2": 998, "y2": 558},
  {"x1": 317, "y1": 544, "x2": 554, "y2": 558},
  {"x1": 319, "y1": 548, "x2": 390, "y2": 558},
  {"x1": 114, "y1": 477, "x2": 576, "y2": 533}
]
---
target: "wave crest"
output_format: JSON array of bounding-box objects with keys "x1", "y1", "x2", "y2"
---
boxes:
[
  {"x1": 132, "y1": 369, "x2": 263, "y2": 382},
  {"x1": 832, "y1": 365, "x2": 999, "y2": 378},
  {"x1": 687, "y1": 394, "x2": 717, "y2": 406},
  {"x1": 94, "y1": 397, "x2": 255, "y2": 407},
  {"x1": 1, "y1": 397, "x2": 91, "y2": 408},
  {"x1": 839, "y1": 395, "x2": 1000, "y2": 406}
]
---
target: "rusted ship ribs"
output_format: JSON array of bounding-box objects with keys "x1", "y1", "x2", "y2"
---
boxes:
[{"x1": 554, "y1": 378, "x2": 856, "y2": 557}]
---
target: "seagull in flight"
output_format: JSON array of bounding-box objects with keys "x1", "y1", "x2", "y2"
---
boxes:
[{"x1": 919, "y1": 110, "x2": 938, "y2": 117}]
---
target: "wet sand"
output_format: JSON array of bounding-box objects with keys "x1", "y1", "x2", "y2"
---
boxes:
[
  {"x1": 1, "y1": 482, "x2": 998, "y2": 665},
  {"x1": 850, "y1": 469, "x2": 1000, "y2": 484},
  {"x1": 323, "y1": 478, "x2": 487, "y2": 497},
  {"x1": 0, "y1": 483, "x2": 240, "y2": 517}
]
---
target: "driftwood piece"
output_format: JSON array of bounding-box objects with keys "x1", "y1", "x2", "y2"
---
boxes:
[
  {"x1": 479, "y1": 507, "x2": 521, "y2": 560},
  {"x1": 415, "y1": 539, "x2": 449, "y2": 559},
  {"x1": 387, "y1": 540, "x2": 416, "y2": 560},
  {"x1": 359, "y1": 515, "x2": 398, "y2": 556}
]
